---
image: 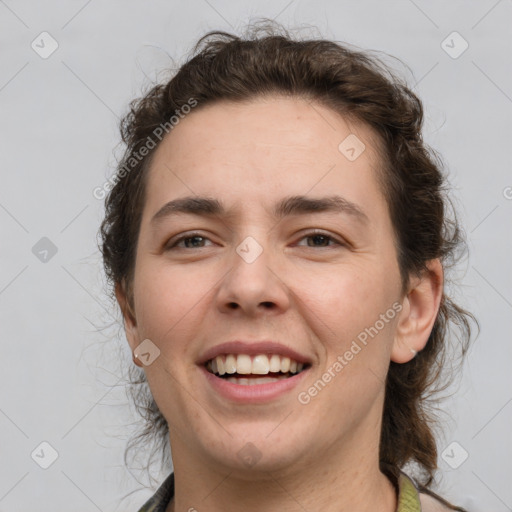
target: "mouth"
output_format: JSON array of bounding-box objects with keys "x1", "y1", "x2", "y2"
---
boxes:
[{"x1": 205, "y1": 354, "x2": 310, "y2": 386}]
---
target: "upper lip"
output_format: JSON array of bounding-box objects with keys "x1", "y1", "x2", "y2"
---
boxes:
[{"x1": 197, "y1": 341, "x2": 312, "y2": 366}]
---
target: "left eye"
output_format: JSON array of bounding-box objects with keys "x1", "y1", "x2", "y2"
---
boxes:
[{"x1": 296, "y1": 232, "x2": 342, "y2": 248}]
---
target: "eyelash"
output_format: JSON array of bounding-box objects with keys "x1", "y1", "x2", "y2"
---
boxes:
[{"x1": 166, "y1": 230, "x2": 344, "y2": 250}]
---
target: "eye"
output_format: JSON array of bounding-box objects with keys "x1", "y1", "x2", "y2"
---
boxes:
[
  {"x1": 296, "y1": 231, "x2": 344, "y2": 248},
  {"x1": 166, "y1": 232, "x2": 214, "y2": 250}
]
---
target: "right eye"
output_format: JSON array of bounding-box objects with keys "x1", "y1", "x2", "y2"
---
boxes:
[{"x1": 165, "y1": 233, "x2": 214, "y2": 250}]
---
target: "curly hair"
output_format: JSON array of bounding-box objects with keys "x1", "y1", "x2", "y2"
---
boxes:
[{"x1": 99, "y1": 20, "x2": 476, "y2": 500}]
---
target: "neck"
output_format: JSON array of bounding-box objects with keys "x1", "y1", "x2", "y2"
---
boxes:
[{"x1": 167, "y1": 436, "x2": 397, "y2": 512}]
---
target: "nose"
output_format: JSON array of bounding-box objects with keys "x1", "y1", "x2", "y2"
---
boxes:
[{"x1": 215, "y1": 239, "x2": 291, "y2": 317}]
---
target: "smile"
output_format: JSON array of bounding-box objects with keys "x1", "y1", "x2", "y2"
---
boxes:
[
  {"x1": 201, "y1": 353, "x2": 310, "y2": 403},
  {"x1": 198, "y1": 341, "x2": 312, "y2": 402},
  {"x1": 205, "y1": 354, "x2": 307, "y2": 385}
]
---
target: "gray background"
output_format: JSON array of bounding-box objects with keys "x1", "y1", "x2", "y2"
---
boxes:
[{"x1": 1, "y1": 1, "x2": 511, "y2": 510}]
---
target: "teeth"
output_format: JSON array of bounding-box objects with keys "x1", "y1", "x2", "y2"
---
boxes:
[
  {"x1": 280, "y1": 357, "x2": 290, "y2": 373},
  {"x1": 226, "y1": 375, "x2": 289, "y2": 385},
  {"x1": 217, "y1": 357, "x2": 226, "y2": 376},
  {"x1": 207, "y1": 354, "x2": 306, "y2": 376},
  {"x1": 252, "y1": 355, "x2": 269, "y2": 374},
  {"x1": 269, "y1": 354, "x2": 281, "y2": 372},
  {"x1": 225, "y1": 354, "x2": 237, "y2": 374},
  {"x1": 236, "y1": 354, "x2": 252, "y2": 374}
]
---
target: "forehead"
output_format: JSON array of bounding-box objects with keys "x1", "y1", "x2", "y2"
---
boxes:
[
  {"x1": 143, "y1": 96, "x2": 387, "y2": 220},
  {"x1": 156, "y1": 95, "x2": 380, "y2": 161}
]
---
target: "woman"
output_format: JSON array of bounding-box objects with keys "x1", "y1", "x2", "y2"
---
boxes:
[{"x1": 100, "y1": 21, "x2": 474, "y2": 512}]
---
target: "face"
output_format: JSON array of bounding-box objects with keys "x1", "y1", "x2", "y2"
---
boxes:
[{"x1": 121, "y1": 96, "x2": 408, "y2": 476}]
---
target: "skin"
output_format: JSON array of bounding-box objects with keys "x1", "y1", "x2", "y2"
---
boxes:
[{"x1": 117, "y1": 96, "x2": 443, "y2": 512}]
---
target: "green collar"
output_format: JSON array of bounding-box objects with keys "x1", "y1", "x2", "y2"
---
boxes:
[{"x1": 397, "y1": 471, "x2": 422, "y2": 512}]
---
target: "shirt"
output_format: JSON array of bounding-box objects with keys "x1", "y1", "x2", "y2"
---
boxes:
[{"x1": 136, "y1": 470, "x2": 426, "y2": 512}]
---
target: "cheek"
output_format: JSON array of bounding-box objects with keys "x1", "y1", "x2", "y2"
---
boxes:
[
  {"x1": 132, "y1": 260, "x2": 215, "y2": 348},
  {"x1": 301, "y1": 262, "x2": 399, "y2": 410},
  {"x1": 296, "y1": 262, "x2": 392, "y2": 339}
]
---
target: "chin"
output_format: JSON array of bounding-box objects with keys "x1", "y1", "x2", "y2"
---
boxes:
[{"x1": 198, "y1": 430, "x2": 307, "y2": 476}]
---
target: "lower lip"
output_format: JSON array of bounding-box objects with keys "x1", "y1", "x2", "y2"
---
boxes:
[{"x1": 200, "y1": 365, "x2": 309, "y2": 404}]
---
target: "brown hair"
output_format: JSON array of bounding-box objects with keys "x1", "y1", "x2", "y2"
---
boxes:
[{"x1": 100, "y1": 20, "x2": 475, "y2": 501}]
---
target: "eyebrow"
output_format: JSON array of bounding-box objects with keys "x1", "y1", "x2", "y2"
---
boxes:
[{"x1": 150, "y1": 194, "x2": 369, "y2": 225}]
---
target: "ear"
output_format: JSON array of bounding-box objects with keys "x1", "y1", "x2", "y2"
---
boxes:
[
  {"x1": 115, "y1": 280, "x2": 143, "y2": 368},
  {"x1": 391, "y1": 259, "x2": 443, "y2": 364}
]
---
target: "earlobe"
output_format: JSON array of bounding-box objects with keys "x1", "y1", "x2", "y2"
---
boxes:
[{"x1": 391, "y1": 259, "x2": 444, "y2": 364}]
